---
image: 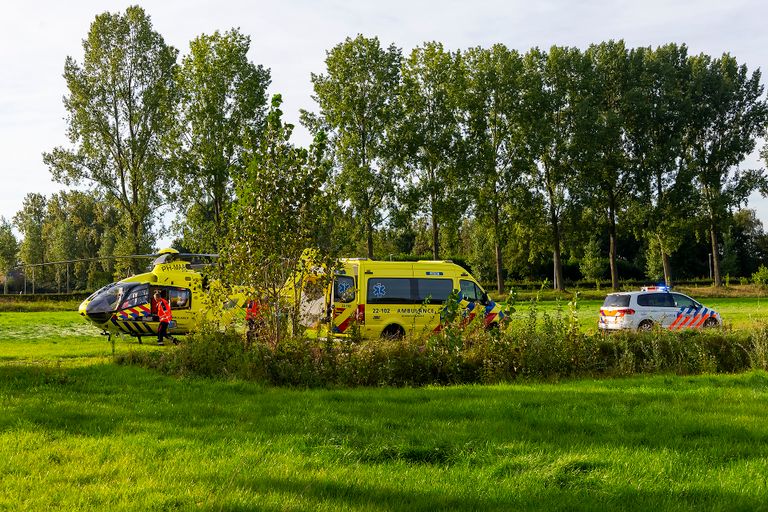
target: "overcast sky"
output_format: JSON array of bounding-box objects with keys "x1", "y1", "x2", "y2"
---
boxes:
[{"x1": 2, "y1": 0, "x2": 767, "y2": 246}]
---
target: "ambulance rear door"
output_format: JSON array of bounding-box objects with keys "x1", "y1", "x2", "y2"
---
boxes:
[{"x1": 331, "y1": 265, "x2": 358, "y2": 336}]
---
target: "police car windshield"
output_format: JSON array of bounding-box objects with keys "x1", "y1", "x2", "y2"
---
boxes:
[{"x1": 603, "y1": 294, "x2": 630, "y2": 307}]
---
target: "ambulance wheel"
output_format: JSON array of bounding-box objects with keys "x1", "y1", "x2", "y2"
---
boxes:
[
  {"x1": 381, "y1": 325, "x2": 405, "y2": 340},
  {"x1": 638, "y1": 320, "x2": 654, "y2": 332},
  {"x1": 703, "y1": 317, "x2": 719, "y2": 328}
]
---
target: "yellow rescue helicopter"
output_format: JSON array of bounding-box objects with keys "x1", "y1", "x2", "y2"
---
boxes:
[{"x1": 78, "y1": 248, "x2": 245, "y2": 342}]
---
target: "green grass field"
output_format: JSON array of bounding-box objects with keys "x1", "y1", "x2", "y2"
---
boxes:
[
  {"x1": 2, "y1": 307, "x2": 768, "y2": 510},
  {"x1": 511, "y1": 296, "x2": 768, "y2": 331}
]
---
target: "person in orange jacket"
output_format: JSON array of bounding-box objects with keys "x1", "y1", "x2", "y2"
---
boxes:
[
  {"x1": 245, "y1": 297, "x2": 264, "y2": 344},
  {"x1": 153, "y1": 290, "x2": 176, "y2": 346}
]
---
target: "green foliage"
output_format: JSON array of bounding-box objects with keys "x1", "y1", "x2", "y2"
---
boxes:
[
  {"x1": 752, "y1": 265, "x2": 768, "y2": 288},
  {"x1": 463, "y1": 44, "x2": 526, "y2": 293},
  {"x1": 0, "y1": 217, "x2": 18, "y2": 293},
  {"x1": 13, "y1": 193, "x2": 46, "y2": 267},
  {"x1": 171, "y1": 28, "x2": 271, "y2": 253},
  {"x1": 397, "y1": 42, "x2": 466, "y2": 260},
  {"x1": 631, "y1": 44, "x2": 695, "y2": 287},
  {"x1": 127, "y1": 305, "x2": 761, "y2": 387},
  {"x1": 43, "y1": 191, "x2": 120, "y2": 289},
  {"x1": 43, "y1": 5, "x2": 178, "y2": 271},
  {"x1": 687, "y1": 53, "x2": 768, "y2": 286},
  {"x1": 579, "y1": 238, "x2": 605, "y2": 288},
  {"x1": 24, "y1": 29, "x2": 768, "y2": 293},
  {"x1": 521, "y1": 46, "x2": 587, "y2": 291},
  {"x1": 304, "y1": 34, "x2": 402, "y2": 258},
  {"x1": 221, "y1": 95, "x2": 336, "y2": 343}
]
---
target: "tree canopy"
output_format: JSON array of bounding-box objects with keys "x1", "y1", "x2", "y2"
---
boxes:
[{"x1": 43, "y1": 5, "x2": 178, "y2": 271}]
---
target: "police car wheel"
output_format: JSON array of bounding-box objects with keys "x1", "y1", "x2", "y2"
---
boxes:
[
  {"x1": 703, "y1": 317, "x2": 719, "y2": 328},
  {"x1": 638, "y1": 320, "x2": 654, "y2": 332}
]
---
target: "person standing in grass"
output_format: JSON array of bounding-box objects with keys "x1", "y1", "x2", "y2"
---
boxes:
[
  {"x1": 245, "y1": 297, "x2": 265, "y2": 346},
  {"x1": 154, "y1": 290, "x2": 175, "y2": 346}
]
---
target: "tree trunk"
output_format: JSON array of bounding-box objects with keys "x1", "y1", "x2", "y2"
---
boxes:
[
  {"x1": 662, "y1": 252, "x2": 672, "y2": 288},
  {"x1": 130, "y1": 218, "x2": 142, "y2": 273},
  {"x1": 710, "y1": 222, "x2": 721, "y2": 287},
  {"x1": 431, "y1": 214, "x2": 439, "y2": 260},
  {"x1": 493, "y1": 208, "x2": 504, "y2": 295},
  {"x1": 608, "y1": 196, "x2": 619, "y2": 291},
  {"x1": 553, "y1": 248, "x2": 563, "y2": 291},
  {"x1": 549, "y1": 202, "x2": 564, "y2": 291},
  {"x1": 495, "y1": 241, "x2": 503, "y2": 295},
  {"x1": 366, "y1": 219, "x2": 374, "y2": 259},
  {"x1": 656, "y1": 234, "x2": 672, "y2": 287}
]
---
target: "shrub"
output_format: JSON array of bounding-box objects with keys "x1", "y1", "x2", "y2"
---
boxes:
[
  {"x1": 119, "y1": 306, "x2": 764, "y2": 387},
  {"x1": 753, "y1": 265, "x2": 768, "y2": 289}
]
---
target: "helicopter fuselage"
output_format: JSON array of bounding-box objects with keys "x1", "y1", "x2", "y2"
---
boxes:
[{"x1": 79, "y1": 257, "x2": 208, "y2": 338}]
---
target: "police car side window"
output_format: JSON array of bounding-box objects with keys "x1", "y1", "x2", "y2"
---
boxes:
[
  {"x1": 637, "y1": 294, "x2": 653, "y2": 307},
  {"x1": 672, "y1": 294, "x2": 696, "y2": 308},
  {"x1": 659, "y1": 294, "x2": 676, "y2": 307},
  {"x1": 638, "y1": 293, "x2": 675, "y2": 307}
]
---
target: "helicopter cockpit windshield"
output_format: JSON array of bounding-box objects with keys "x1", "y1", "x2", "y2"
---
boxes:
[{"x1": 85, "y1": 283, "x2": 149, "y2": 316}]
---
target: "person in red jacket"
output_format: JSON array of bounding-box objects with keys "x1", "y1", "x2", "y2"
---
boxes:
[
  {"x1": 153, "y1": 290, "x2": 175, "y2": 346},
  {"x1": 245, "y1": 297, "x2": 264, "y2": 345}
]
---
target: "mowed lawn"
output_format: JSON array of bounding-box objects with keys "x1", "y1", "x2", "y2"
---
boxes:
[
  {"x1": 0, "y1": 311, "x2": 160, "y2": 361},
  {"x1": 2, "y1": 309, "x2": 768, "y2": 510}
]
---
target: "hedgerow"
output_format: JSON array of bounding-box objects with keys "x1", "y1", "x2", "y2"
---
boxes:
[{"x1": 116, "y1": 297, "x2": 768, "y2": 387}]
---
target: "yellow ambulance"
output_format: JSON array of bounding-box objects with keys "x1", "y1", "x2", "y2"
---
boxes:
[{"x1": 299, "y1": 258, "x2": 505, "y2": 339}]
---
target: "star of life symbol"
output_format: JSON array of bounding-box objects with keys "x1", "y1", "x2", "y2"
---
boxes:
[
  {"x1": 337, "y1": 281, "x2": 351, "y2": 295},
  {"x1": 372, "y1": 282, "x2": 386, "y2": 298}
]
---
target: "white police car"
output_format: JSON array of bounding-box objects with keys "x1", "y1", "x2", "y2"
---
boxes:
[{"x1": 598, "y1": 286, "x2": 722, "y2": 331}]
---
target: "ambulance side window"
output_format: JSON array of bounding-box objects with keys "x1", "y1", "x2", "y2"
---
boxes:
[
  {"x1": 367, "y1": 278, "x2": 415, "y2": 304},
  {"x1": 334, "y1": 276, "x2": 356, "y2": 303},
  {"x1": 460, "y1": 280, "x2": 481, "y2": 302},
  {"x1": 416, "y1": 279, "x2": 453, "y2": 305}
]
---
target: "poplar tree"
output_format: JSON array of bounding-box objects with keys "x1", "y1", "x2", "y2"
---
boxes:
[
  {"x1": 398, "y1": 42, "x2": 465, "y2": 260},
  {"x1": 521, "y1": 46, "x2": 587, "y2": 291},
  {"x1": 172, "y1": 29, "x2": 271, "y2": 252},
  {"x1": 305, "y1": 35, "x2": 401, "y2": 258},
  {"x1": 0, "y1": 218, "x2": 18, "y2": 294},
  {"x1": 687, "y1": 53, "x2": 768, "y2": 286},
  {"x1": 625, "y1": 44, "x2": 693, "y2": 286},
  {"x1": 463, "y1": 44, "x2": 526, "y2": 293},
  {"x1": 43, "y1": 6, "x2": 177, "y2": 271},
  {"x1": 581, "y1": 40, "x2": 640, "y2": 290}
]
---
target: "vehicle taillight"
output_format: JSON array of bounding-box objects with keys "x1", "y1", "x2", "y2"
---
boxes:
[
  {"x1": 356, "y1": 304, "x2": 365, "y2": 324},
  {"x1": 600, "y1": 307, "x2": 635, "y2": 317}
]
